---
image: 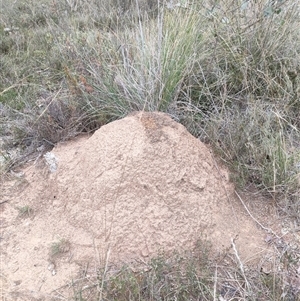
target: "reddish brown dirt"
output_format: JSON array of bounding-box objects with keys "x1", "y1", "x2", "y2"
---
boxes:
[{"x1": 1, "y1": 112, "x2": 283, "y2": 300}]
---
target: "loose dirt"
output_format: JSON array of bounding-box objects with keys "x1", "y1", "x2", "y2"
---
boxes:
[{"x1": 1, "y1": 112, "x2": 282, "y2": 300}]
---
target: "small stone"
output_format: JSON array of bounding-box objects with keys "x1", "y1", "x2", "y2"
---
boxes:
[{"x1": 48, "y1": 263, "x2": 55, "y2": 271}]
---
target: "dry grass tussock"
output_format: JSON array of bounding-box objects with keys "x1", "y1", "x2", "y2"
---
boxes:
[{"x1": 1, "y1": 0, "x2": 300, "y2": 299}]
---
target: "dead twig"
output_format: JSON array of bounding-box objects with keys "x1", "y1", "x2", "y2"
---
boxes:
[
  {"x1": 234, "y1": 190, "x2": 280, "y2": 239},
  {"x1": 231, "y1": 236, "x2": 250, "y2": 293}
]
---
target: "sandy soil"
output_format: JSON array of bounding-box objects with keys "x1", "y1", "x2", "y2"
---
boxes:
[{"x1": 0, "y1": 112, "x2": 290, "y2": 300}]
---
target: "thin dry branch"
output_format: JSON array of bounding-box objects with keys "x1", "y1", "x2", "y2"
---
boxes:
[{"x1": 234, "y1": 190, "x2": 281, "y2": 239}]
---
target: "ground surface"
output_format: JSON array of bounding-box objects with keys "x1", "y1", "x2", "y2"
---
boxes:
[{"x1": 0, "y1": 112, "x2": 293, "y2": 300}]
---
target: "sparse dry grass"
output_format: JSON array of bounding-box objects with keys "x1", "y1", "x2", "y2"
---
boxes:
[
  {"x1": 49, "y1": 238, "x2": 71, "y2": 260},
  {"x1": 1, "y1": 0, "x2": 300, "y2": 300},
  {"x1": 56, "y1": 239, "x2": 299, "y2": 301},
  {"x1": 17, "y1": 205, "x2": 33, "y2": 218}
]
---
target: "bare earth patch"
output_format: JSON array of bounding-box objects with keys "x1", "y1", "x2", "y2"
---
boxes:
[{"x1": 1, "y1": 112, "x2": 285, "y2": 300}]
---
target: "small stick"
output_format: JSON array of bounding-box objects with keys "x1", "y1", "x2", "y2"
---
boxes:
[
  {"x1": 213, "y1": 265, "x2": 218, "y2": 301},
  {"x1": 234, "y1": 190, "x2": 280, "y2": 239},
  {"x1": 231, "y1": 237, "x2": 250, "y2": 293}
]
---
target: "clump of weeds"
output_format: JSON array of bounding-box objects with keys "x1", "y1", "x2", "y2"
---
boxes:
[
  {"x1": 49, "y1": 238, "x2": 71, "y2": 260},
  {"x1": 17, "y1": 205, "x2": 33, "y2": 218}
]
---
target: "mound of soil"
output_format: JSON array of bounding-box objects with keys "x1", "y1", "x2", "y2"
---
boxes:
[{"x1": 1, "y1": 112, "x2": 271, "y2": 300}]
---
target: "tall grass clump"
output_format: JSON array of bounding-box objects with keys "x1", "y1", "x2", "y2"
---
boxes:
[
  {"x1": 183, "y1": 0, "x2": 300, "y2": 204},
  {"x1": 73, "y1": 2, "x2": 206, "y2": 122}
]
